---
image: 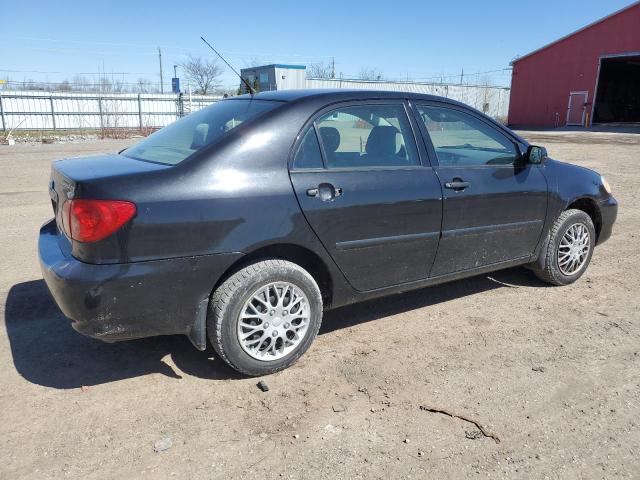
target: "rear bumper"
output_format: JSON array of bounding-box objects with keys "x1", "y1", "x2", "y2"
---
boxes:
[
  {"x1": 597, "y1": 195, "x2": 617, "y2": 245},
  {"x1": 38, "y1": 219, "x2": 242, "y2": 346}
]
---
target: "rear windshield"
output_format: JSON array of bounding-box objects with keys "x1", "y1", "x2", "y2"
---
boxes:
[{"x1": 122, "y1": 99, "x2": 280, "y2": 165}]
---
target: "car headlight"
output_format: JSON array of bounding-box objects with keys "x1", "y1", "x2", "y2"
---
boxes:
[{"x1": 601, "y1": 175, "x2": 612, "y2": 194}]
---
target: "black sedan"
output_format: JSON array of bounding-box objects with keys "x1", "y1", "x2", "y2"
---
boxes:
[{"x1": 39, "y1": 89, "x2": 617, "y2": 375}]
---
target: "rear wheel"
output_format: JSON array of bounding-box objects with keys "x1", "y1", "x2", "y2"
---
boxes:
[
  {"x1": 208, "y1": 260, "x2": 323, "y2": 376},
  {"x1": 533, "y1": 209, "x2": 595, "y2": 286}
]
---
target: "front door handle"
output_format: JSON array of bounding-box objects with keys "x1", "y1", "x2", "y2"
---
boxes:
[
  {"x1": 307, "y1": 183, "x2": 343, "y2": 201},
  {"x1": 444, "y1": 179, "x2": 470, "y2": 191}
]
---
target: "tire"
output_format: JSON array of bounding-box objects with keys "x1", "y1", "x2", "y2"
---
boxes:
[
  {"x1": 208, "y1": 259, "x2": 323, "y2": 376},
  {"x1": 533, "y1": 209, "x2": 596, "y2": 286}
]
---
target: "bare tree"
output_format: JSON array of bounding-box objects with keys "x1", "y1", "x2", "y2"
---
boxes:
[
  {"x1": 358, "y1": 67, "x2": 384, "y2": 81},
  {"x1": 181, "y1": 55, "x2": 223, "y2": 94},
  {"x1": 72, "y1": 75, "x2": 90, "y2": 91},
  {"x1": 99, "y1": 76, "x2": 115, "y2": 93},
  {"x1": 307, "y1": 61, "x2": 334, "y2": 79},
  {"x1": 56, "y1": 80, "x2": 72, "y2": 92},
  {"x1": 23, "y1": 78, "x2": 43, "y2": 91},
  {"x1": 136, "y1": 78, "x2": 153, "y2": 93},
  {"x1": 244, "y1": 57, "x2": 263, "y2": 68}
]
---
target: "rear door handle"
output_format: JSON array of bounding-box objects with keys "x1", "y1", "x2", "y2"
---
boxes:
[
  {"x1": 444, "y1": 180, "x2": 470, "y2": 191},
  {"x1": 306, "y1": 183, "x2": 342, "y2": 201}
]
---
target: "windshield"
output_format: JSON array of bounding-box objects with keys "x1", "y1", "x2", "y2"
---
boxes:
[{"x1": 122, "y1": 99, "x2": 280, "y2": 165}]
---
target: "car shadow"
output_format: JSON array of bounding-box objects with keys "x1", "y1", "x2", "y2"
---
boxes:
[
  {"x1": 3, "y1": 280, "x2": 244, "y2": 389},
  {"x1": 4, "y1": 268, "x2": 546, "y2": 389},
  {"x1": 320, "y1": 267, "x2": 547, "y2": 334}
]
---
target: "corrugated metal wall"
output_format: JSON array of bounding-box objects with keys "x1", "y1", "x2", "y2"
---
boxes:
[
  {"x1": 275, "y1": 68, "x2": 307, "y2": 90},
  {"x1": 305, "y1": 78, "x2": 510, "y2": 120}
]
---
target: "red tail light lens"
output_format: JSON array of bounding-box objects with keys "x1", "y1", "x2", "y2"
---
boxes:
[{"x1": 61, "y1": 199, "x2": 136, "y2": 243}]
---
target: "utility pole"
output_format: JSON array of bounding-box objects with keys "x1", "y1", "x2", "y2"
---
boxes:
[
  {"x1": 331, "y1": 57, "x2": 335, "y2": 79},
  {"x1": 158, "y1": 47, "x2": 164, "y2": 93},
  {"x1": 460, "y1": 67, "x2": 464, "y2": 85}
]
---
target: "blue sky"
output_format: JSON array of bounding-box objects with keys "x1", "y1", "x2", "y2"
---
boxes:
[{"x1": 0, "y1": 0, "x2": 634, "y2": 89}]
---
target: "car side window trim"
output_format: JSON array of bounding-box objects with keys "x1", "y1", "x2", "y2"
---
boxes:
[
  {"x1": 289, "y1": 99, "x2": 433, "y2": 172},
  {"x1": 316, "y1": 102, "x2": 420, "y2": 170},
  {"x1": 411, "y1": 101, "x2": 523, "y2": 169},
  {"x1": 312, "y1": 122, "x2": 328, "y2": 169}
]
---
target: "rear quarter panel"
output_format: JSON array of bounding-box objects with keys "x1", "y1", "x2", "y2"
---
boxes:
[{"x1": 72, "y1": 100, "x2": 356, "y2": 305}]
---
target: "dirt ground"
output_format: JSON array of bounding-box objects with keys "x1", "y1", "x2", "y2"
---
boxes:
[{"x1": 0, "y1": 132, "x2": 638, "y2": 479}]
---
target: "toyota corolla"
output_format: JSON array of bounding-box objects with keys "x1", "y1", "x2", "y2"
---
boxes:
[{"x1": 39, "y1": 90, "x2": 617, "y2": 375}]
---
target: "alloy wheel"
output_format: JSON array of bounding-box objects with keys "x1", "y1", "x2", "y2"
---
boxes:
[
  {"x1": 557, "y1": 223, "x2": 591, "y2": 276},
  {"x1": 237, "y1": 282, "x2": 310, "y2": 361}
]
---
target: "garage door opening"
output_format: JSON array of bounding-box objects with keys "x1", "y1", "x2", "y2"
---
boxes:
[{"x1": 593, "y1": 54, "x2": 640, "y2": 124}]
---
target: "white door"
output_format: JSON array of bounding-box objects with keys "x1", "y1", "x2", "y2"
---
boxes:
[{"x1": 566, "y1": 91, "x2": 588, "y2": 126}]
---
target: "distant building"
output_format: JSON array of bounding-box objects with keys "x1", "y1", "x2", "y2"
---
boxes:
[
  {"x1": 508, "y1": 1, "x2": 640, "y2": 127},
  {"x1": 239, "y1": 65, "x2": 511, "y2": 120},
  {"x1": 239, "y1": 64, "x2": 306, "y2": 93}
]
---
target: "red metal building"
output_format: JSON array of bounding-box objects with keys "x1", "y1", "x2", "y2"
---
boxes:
[{"x1": 508, "y1": 1, "x2": 640, "y2": 127}]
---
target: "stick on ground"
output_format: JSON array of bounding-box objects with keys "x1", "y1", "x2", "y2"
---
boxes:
[{"x1": 419, "y1": 405, "x2": 501, "y2": 444}]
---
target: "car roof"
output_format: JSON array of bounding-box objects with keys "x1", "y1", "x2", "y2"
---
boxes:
[
  {"x1": 230, "y1": 88, "x2": 457, "y2": 104},
  {"x1": 227, "y1": 88, "x2": 527, "y2": 146}
]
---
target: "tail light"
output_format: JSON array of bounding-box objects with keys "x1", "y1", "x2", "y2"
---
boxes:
[{"x1": 61, "y1": 199, "x2": 136, "y2": 243}]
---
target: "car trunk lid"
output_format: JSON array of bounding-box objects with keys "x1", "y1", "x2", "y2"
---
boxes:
[{"x1": 49, "y1": 154, "x2": 171, "y2": 253}]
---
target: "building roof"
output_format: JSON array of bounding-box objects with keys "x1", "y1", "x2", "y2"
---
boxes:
[
  {"x1": 240, "y1": 64, "x2": 306, "y2": 70},
  {"x1": 512, "y1": 1, "x2": 640, "y2": 64}
]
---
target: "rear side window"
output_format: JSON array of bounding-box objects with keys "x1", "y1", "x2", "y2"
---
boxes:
[
  {"x1": 417, "y1": 105, "x2": 518, "y2": 166},
  {"x1": 315, "y1": 105, "x2": 419, "y2": 168},
  {"x1": 122, "y1": 99, "x2": 280, "y2": 165},
  {"x1": 293, "y1": 128, "x2": 324, "y2": 169}
]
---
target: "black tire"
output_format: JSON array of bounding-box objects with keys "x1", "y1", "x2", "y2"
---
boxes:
[
  {"x1": 533, "y1": 209, "x2": 596, "y2": 286},
  {"x1": 208, "y1": 259, "x2": 323, "y2": 376}
]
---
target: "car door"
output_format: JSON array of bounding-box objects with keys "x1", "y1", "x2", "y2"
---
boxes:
[
  {"x1": 289, "y1": 101, "x2": 443, "y2": 291},
  {"x1": 413, "y1": 102, "x2": 548, "y2": 277}
]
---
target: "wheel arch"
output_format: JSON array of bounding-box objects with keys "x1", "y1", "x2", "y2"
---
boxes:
[
  {"x1": 212, "y1": 243, "x2": 334, "y2": 309},
  {"x1": 566, "y1": 196, "x2": 602, "y2": 241},
  {"x1": 530, "y1": 198, "x2": 601, "y2": 275}
]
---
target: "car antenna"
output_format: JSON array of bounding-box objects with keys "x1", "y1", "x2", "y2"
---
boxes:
[{"x1": 200, "y1": 36, "x2": 255, "y2": 96}]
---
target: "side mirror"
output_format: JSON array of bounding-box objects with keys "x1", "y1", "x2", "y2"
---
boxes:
[{"x1": 526, "y1": 145, "x2": 548, "y2": 164}]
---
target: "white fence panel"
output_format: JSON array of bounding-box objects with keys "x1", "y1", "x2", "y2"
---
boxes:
[
  {"x1": 0, "y1": 83, "x2": 510, "y2": 132},
  {"x1": 0, "y1": 91, "x2": 221, "y2": 131}
]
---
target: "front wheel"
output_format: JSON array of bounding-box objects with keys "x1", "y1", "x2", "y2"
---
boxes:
[
  {"x1": 533, "y1": 209, "x2": 596, "y2": 286},
  {"x1": 208, "y1": 260, "x2": 323, "y2": 376}
]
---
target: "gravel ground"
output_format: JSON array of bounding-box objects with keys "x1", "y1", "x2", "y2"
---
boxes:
[{"x1": 0, "y1": 133, "x2": 638, "y2": 479}]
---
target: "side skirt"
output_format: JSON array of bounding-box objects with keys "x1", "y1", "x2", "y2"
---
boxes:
[{"x1": 328, "y1": 255, "x2": 532, "y2": 309}]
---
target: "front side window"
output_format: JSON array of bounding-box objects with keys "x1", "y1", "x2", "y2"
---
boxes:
[
  {"x1": 417, "y1": 105, "x2": 519, "y2": 167},
  {"x1": 315, "y1": 104, "x2": 419, "y2": 168},
  {"x1": 123, "y1": 99, "x2": 280, "y2": 165}
]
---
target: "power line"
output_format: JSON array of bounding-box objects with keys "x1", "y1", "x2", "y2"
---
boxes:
[
  {"x1": 2, "y1": 80, "x2": 163, "y2": 87},
  {"x1": 6, "y1": 36, "x2": 334, "y2": 59},
  {"x1": 0, "y1": 69, "x2": 153, "y2": 75},
  {"x1": 334, "y1": 66, "x2": 512, "y2": 83},
  {"x1": 406, "y1": 67, "x2": 513, "y2": 83}
]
